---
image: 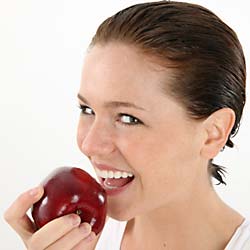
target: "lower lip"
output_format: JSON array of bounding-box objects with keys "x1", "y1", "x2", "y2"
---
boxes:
[{"x1": 98, "y1": 177, "x2": 134, "y2": 196}]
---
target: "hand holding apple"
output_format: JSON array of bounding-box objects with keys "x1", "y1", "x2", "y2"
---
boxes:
[{"x1": 31, "y1": 166, "x2": 107, "y2": 235}]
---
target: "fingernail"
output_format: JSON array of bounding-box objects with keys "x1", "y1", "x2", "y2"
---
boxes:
[
  {"x1": 69, "y1": 214, "x2": 81, "y2": 226},
  {"x1": 80, "y1": 223, "x2": 91, "y2": 234},
  {"x1": 28, "y1": 186, "x2": 40, "y2": 196}
]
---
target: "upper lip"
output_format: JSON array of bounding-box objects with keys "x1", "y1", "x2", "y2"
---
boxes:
[{"x1": 92, "y1": 162, "x2": 133, "y2": 173}]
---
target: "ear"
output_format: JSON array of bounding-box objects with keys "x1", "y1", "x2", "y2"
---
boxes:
[{"x1": 200, "y1": 108, "x2": 235, "y2": 159}]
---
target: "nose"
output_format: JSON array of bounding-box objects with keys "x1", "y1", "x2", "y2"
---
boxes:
[{"x1": 79, "y1": 119, "x2": 116, "y2": 158}]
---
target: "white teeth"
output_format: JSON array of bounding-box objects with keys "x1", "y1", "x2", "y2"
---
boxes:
[
  {"x1": 108, "y1": 171, "x2": 114, "y2": 178},
  {"x1": 95, "y1": 168, "x2": 134, "y2": 179},
  {"x1": 114, "y1": 171, "x2": 121, "y2": 179},
  {"x1": 101, "y1": 170, "x2": 108, "y2": 178},
  {"x1": 122, "y1": 172, "x2": 128, "y2": 178}
]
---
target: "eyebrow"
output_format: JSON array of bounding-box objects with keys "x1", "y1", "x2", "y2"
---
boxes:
[{"x1": 77, "y1": 93, "x2": 147, "y2": 111}]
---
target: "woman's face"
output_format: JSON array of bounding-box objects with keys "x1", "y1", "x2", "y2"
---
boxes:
[{"x1": 77, "y1": 43, "x2": 206, "y2": 220}]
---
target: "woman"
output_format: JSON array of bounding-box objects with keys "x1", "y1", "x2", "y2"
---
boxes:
[{"x1": 4, "y1": 1, "x2": 249, "y2": 249}]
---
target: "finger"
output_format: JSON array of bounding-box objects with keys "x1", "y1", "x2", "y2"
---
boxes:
[
  {"x1": 28, "y1": 214, "x2": 81, "y2": 250},
  {"x1": 4, "y1": 186, "x2": 44, "y2": 238},
  {"x1": 72, "y1": 219, "x2": 106, "y2": 250},
  {"x1": 45, "y1": 222, "x2": 92, "y2": 250},
  {"x1": 72, "y1": 231, "x2": 99, "y2": 250}
]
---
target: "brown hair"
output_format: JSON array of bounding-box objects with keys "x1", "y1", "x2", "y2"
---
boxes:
[{"x1": 89, "y1": 1, "x2": 246, "y2": 185}]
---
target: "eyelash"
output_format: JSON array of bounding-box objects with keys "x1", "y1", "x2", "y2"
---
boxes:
[
  {"x1": 78, "y1": 105, "x2": 94, "y2": 115},
  {"x1": 78, "y1": 104, "x2": 143, "y2": 126}
]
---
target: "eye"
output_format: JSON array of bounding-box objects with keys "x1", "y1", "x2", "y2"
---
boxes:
[
  {"x1": 78, "y1": 105, "x2": 95, "y2": 115},
  {"x1": 118, "y1": 113, "x2": 143, "y2": 126}
]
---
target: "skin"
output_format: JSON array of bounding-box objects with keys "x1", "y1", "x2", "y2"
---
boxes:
[
  {"x1": 4, "y1": 186, "x2": 100, "y2": 250},
  {"x1": 77, "y1": 43, "x2": 244, "y2": 250},
  {"x1": 4, "y1": 42, "x2": 243, "y2": 250}
]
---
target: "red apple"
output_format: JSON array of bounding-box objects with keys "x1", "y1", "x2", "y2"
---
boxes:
[{"x1": 31, "y1": 166, "x2": 107, "y2": 235}]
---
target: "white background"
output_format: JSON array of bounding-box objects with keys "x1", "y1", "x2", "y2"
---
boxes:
[{"x1": 0, "y1": 1, "x2": 249, "y2": 249}]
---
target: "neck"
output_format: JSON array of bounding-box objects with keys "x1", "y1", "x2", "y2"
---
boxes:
[{"x1": 122, "y1": 184, "x2": 244, "y2": 250}]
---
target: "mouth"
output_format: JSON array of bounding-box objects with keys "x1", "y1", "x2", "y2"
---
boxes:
[{"x1": 94, "y1": 167, "x2": 135, "y2": 196}]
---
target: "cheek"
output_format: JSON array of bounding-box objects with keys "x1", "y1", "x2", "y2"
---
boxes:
[
  {"x1": 118, "y1": 124, "x2": 197, "y2": 181},
  {"x1": 115, "y1": 131, "x2": 163, "y2": 180},
  {"x1": 143, "y1": 127, "x2": 201, "y2": 191},
  {"x1": 121, "y1": 127, "x2": 184, "y2": 166}
]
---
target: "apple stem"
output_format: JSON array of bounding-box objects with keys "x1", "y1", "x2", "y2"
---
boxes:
[{"x1": 75, "y1": 209, "x2": 82, "y2": 215}]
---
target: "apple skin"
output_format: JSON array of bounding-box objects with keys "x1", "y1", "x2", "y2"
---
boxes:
[{"x1": 31, "y1": 167, "x2": 107, "y2": 235}]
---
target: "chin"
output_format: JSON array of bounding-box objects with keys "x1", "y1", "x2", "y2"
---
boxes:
[
  {"x1": 107, "y1": 206, "x2": 135, "y2": 221},
  {"x1": 107, "y1": 211, "x2": 132, "y2": 222}
]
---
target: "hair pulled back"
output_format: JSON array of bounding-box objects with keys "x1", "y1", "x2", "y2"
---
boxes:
[{"x1": 89, "y1": 1, "x2": 246, "y2": 184}]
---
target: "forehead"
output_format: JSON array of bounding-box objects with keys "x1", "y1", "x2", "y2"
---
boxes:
[
  {"x1": 79, "y1": 43, "x2": 193, "y2": 124},
  {"x1": 80, "y1": 43, "x2": 174, "y2": 101}
]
